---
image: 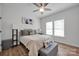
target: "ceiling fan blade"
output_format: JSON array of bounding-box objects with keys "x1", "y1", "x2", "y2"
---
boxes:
[
  {"x1": 33, "y1": 9, "x2": 39, "y2": 12},
  {"x1": 40, "y1": 3, "x2": 48, "y2": 7},
  {"x1": 33, "y1": 3, "x2": 41, "y2": 7},
  {"x1": 44, "y1": 3, "x2": 48, "y2": 7},
  {"x1": 40, "y1": 3, "x2": 42, "y2": 6},
  {"x1": 33, "y1": 3, "x2": 48, "y2": 7},
  {"x1": 45, "y1": 8, "x2": 52, "y2": 11}
]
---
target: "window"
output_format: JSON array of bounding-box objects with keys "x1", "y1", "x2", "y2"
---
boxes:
[
  {"x1": 54, "y1": 19, "x2": 64, "y2": 37},
  {"x1": 46, "y1": 22, "x2": 53, "y2": 35}
]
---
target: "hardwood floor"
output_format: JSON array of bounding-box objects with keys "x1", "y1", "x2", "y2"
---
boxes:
[
  {"x1": 58, "y1": 43, "x2": 79, "y2": 56},
  {"x1": 0, "y1": 43, "x2": 79, "y2": 56},
  {"x1": 0, "y1": 45, "x2": 29, "y2": 56}
]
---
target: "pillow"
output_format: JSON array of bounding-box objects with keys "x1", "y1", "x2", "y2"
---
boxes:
[
  {"x1": 44, "y1": 41, "x2": 53, "y2": 48},
  {"x1": 20, "y1": 30, "x2": 29, "y2": 36},
  {"x1": 20, "y1": 29, "x2": 37, "y2": 36}
]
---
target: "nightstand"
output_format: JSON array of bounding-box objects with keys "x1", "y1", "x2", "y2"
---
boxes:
[{"x1": 2, "y1": 39, "x2": 12, "y2": 50}]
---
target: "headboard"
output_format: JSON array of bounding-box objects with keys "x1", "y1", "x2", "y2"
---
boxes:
[{"x1": 20, "y1": 29, "x2": 36, "y2": 36}]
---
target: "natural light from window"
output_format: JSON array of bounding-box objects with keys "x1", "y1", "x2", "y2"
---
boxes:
[
  {"x1": 46, "y1": 22, "x2": 53, "y2": 35},
  {"x1": 54, "y1": 19, "x2": 64, "y2": 37}
]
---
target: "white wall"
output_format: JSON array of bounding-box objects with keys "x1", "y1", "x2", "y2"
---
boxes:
[
  {"x1": 1, "y1": 3, "x2": 40, "y2": 40},
  {"x1": 40, "y1": 5, "x2": 79, "y2": 47},
  {"x1": 0, "y1": 4, "x2": 2, "y2": 17},
  {"x1": 0, "y1": 4, "x2": 2, "y2": 51}
]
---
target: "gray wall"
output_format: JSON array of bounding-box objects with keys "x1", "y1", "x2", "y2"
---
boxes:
[
  {"x1": 1, "y1": 4, "x2": 40, "y2": 40},
  {"x1": 40, "y1": 5, "x2": 79, "y2": 47},
  {"x1": 0, "y1": 4, "x2": 2, "y2": 45}
]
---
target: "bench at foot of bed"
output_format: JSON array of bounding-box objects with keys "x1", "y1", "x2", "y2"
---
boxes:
[{"x1": 38, "y1": 43, "x2": 58, "y2": 56}]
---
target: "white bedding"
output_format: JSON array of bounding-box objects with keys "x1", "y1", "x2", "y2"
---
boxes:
[{"x1": 20, "y1": 34, "x2": 53, "y2": 56}]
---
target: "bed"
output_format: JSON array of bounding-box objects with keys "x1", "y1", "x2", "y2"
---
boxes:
[{"x1": 20, "y1": 29, "x2": 57, "y2": 56}]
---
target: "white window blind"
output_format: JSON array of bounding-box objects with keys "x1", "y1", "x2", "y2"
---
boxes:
[
  {"x1": 46, "y1": 22, "x2": 53, "y2": 35},
  {"x1": 54, "y1": 19, "x2": 64, "y2": 37}
]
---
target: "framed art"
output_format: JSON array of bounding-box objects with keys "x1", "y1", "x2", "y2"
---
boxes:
[{"x1": 22, "y1": 17, "x2": 33, "y2": 25}]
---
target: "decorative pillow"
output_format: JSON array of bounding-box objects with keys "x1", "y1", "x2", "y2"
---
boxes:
[{"x1": 44, "y1": 41, "x2": 53, "y2": 48}]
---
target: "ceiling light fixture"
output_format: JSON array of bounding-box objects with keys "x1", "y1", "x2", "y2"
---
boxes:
[
  {"x1": 33, "y1": 3, "x2": 52, "y2": 14},
  {"x1": 39, "y1": 7, "x2": 44, "y2": 12}
]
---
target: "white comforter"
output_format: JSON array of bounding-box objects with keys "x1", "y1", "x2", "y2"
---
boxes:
[{"x1": 20, "y1": 34, "x2": 53, "y2": 56}]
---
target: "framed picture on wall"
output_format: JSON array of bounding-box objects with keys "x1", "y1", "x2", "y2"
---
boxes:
[{"x1": 22, "y1": 17, "x2": 33, "y2": 25}]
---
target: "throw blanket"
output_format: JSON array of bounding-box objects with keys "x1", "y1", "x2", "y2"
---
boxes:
[{"x1": 20, "y1": 34, "x2": 53, "y2": 56}]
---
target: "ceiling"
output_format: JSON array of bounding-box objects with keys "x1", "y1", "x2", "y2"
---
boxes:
[
  {"x1": 29, "y1": 3, "x2": 79, "y2": 18},
  {"x1": 2, "y1": 3, "x2": 79, "y2": 18}
]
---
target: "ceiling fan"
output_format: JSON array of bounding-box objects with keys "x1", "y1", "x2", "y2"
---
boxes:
[{"x1": 33, "y1": 3, "x2": 52, "y2": 14}]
